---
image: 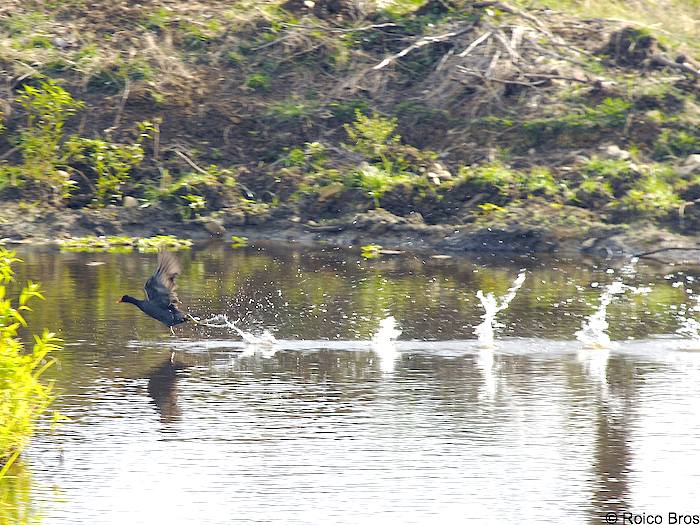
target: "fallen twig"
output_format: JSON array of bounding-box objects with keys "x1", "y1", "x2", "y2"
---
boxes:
[
  {"x1": 472, "y1": 1, "x2": 555, "y2": 38},
  {"x1": 634, "y1": 247, "x2": 700, "y2": 259},
  {"x1": 458, "y1": 31, "x2": 492, "y2": 58},
  {"x1": 174, "y1": 149, "x2": 211, "y2": 175},
  {"x1": 0, "y1": 146, "x2": 19, "y2": 161},
  {"x1": 373, "y1": 24, "x2": 475, "y2": 71},
  {"x1": 457, "y1": 67, "x2": 542, "y2": 87},
  {"x1": 526, "y1": 40, "x2": 592, "y2": 68},
  {"x1": 493, "y1": 28, "x2": 520, "y2": 62},
  {"x1": 485, "y1": 49, "x2": 502, "y2": 78},
  {"x1": 173, "y1": 149, "x2": 255, "y2": 199},
  {"x1": 522, "y1": 72, "x2": 590, "y2": 83},
  {"x1": 650, "y1": 54, "x2": 700, "y2": 77},
  {"x1": 282, "y1": 22, "x2": 398, "y2": 33},
  {"x1": 253, "y1": 33, "x2": 296, "y2": 51},
  {"x1": 112, "y1": 77, "x2": 130, "y2": 129}
]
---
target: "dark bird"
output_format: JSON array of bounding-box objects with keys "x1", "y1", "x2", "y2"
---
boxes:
[{"x1": 117, "y1": 250, "x2": 188, "y2": 334}]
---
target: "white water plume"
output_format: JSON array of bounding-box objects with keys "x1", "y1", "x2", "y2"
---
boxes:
[
  {"x1": 675, "y1": 291, "x2": 700, "y2": 349},
  {"x1": 371, "y1": 316, "x2": 402, "y2": 373},
  {"x1": 575, "y1": 258, "x2": 645, "y2": 349},
  {"x1": 575, "y1": 281, "x2": 625, "y2": 349},
  {"x1": 191, "y1": 314, "x2": 278, "y2": 347},
  {"x1": 474, "y1": 270, "x2": 526, "y2": 348}
]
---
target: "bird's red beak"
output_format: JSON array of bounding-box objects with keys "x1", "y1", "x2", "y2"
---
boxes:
[{"x1": 116, "y1": 298, "x2": 122, "y2": 303}]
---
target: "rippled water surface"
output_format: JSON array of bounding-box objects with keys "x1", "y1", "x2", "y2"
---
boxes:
[{"x1": 4, "y1": 243, "x2": 700, "y2": 524}]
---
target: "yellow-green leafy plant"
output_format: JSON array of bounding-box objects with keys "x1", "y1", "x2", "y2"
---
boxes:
[
  {"x1": 1, "y1": 80, "x2": 82, "y2": 200},
  {"x1": 230, "y1": 235, "x2": 249, "y2": 248},
  {"x1": 0, "y1": 248, "x2": 62, "y2": 476},
  {"x1": 181, "y1": 194, "x2": 207, "y2": 219},
  {"x1": 352, "y1": 164, "x2": 412, "y2": 207},
  {"x1": 64, "y1": 121, "x2": 154, "y2": 205},
  {"x1": 58, "y1": 235, "x2": 192, "y2": 253},
  {"x1": 344, "y1": 109, "x2": 401, "y2": 175},
  {"x1": 360, "y1": 244, "x2": 382, "y2": 259}
]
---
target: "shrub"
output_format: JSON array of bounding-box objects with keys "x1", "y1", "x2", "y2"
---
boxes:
[
  {"x1": 0, "y1": 80, "x2": 82, "y2": 200},
  {"x1": 351, "y1": 164, "x2": 412, "y2": 207},
  {"x1": 344, "y1": 109, "x2": 400, "y2": 174},
  {"x1": 615, "y1": 167, "x2": 681, "y2": 219},
  {"x1": 654, "y1": 129, "x2": 700, "y2": 159},
  {"x1": 0, "y1": 248, "x2": 62, "y2": 475},
  {"x1": 65, "y1": 138, "x2": 145, "y2": 205},
  {"x1": 579, "y1": 157, "x2": 638, "y2": 197},
  {"x1": 457, "y1": 161, "x2": 521, "y2": 197}
]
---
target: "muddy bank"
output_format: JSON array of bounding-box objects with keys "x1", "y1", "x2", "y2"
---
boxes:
[{"x1": 2, "y1": 203, "x2": 699, "y2": 263}]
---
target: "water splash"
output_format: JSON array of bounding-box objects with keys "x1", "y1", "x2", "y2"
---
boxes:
[
  {"x1": 575, "y1": 281, "x2": 625, "y2": 348},
  {"x1": 575, "y1": 258, "x2": 645, "y2": 349},
  {"x1": 371, "y1": 316, "x2": 402, "y2": 373},
  {"x1": 675, "y1": 289, "x2": 700, "y2": 349},
  {"x1": 577, "y1": 347, "x2": 610, "y2": 383},
  {"x1": 191, "y1": 314, "x2": 278, "y2": 347},
  {"x1": 576, "y1": 347, "x2": 610, "y2": 399},
  {"x1": 474, "y1": 270, "x2": 526, "y2": 348}
]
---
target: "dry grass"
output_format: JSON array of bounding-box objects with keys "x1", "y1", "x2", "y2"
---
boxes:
[{"x1": 514, "y1": 0, "x2": 699, "y2": 53}]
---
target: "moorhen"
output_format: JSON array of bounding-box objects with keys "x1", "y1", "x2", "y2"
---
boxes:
[{"x1": 117, "y1": 250, "x2": 188, "y2": 334}]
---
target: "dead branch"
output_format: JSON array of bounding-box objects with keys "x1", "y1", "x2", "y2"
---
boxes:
[
  {"x1": 484, "y1": 49, "x2": 502, "y2": 78},
  {"x1": 635, "y1": 247, "x2": 700, "y2": 259},
  {"x1": 650, "y1": 54, "x2": 700, "y2": 77},
  {"x1": 510, "y1": 25, "x2": 525, "y2": 52},
  {"x1": 153, "y1": 120, "x2": 161, "y2": 163},
  {"x1": 493, "y1": 28, "x2": 520, "y2": 63},
  {"x1": 253, "y1": 33, "x2": 296, "y2": 51},
  {"x1": 173, "y1": 149, "x2": 210, "y2": 176},
  {"x1": 526, "y1": 39, "x2": 592, "y2": 68},
  {"x1": 0, "y1": 146, "x2": 19, "y2": 161},
  {"x1": 112, "y1": 77, "x2": 130, "y2": 129},
  {"x1": 373, "y1": 24, "x2": 476, "y2": 71},
  {"x1": 522, "y1": 72, "x2": 590, "y2": 83},
  {"x1": 435, "y1": 48, "x2": 455, "y2": 72},
  {"x1": 69, "y1": 167, "x2": 97, "y2": 194},
  {"x1": 457, "y1": 31, "x2": 492, "y2": 58},
  {"x1": 281, "y1": 22, "x2": 398, "y2": 33},
  {"x1": 457, "y1": 67, "x2": 542, "y2": 87},
  {"x1": 472, "y1": 1, "x2": 555, "y2": 38}
]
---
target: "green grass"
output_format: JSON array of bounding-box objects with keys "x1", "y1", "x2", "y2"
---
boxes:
[
  {"x1": 245, "y1": 73, "x2": 271, "y2": 91},
  {"x1": 654, "y1": 128, "x2": 700, "y2": 159},
  {"x1": 522, "y1": 98, "x2": 632, "y2": 145}
]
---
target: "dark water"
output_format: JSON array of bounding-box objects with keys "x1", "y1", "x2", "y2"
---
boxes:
[{"x1": 3, "y1": 243, "x2": 700, "y2": 524}]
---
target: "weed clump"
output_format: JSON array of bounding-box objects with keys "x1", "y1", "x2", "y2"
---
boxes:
[{"x1": 58, "y1": 235, "x2": 193, "y2": 253}]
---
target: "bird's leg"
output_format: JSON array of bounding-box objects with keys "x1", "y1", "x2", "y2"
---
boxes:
[
  {"x1": 170, "y1": 326, "x2": 175, "y2": 336},
  {"x1": 170, "y1": 351, "x2": 175, "y2": 364}
]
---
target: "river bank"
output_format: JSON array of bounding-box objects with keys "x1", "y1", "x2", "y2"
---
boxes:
[
  {"x1": 3, "y1": 201, "x2": 699, "y2": 263},
  {"x1": 0, "y1": 1, "x2": 698, "y2": 266}
]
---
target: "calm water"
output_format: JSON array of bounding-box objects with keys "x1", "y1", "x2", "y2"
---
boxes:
[{"x1": 3, "y1": 243, "x2": 700, "y2": 524}]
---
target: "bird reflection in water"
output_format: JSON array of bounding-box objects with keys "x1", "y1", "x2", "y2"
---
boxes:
[{"x1": 146, "y1": 358, "x2": 186, "y2": 424}]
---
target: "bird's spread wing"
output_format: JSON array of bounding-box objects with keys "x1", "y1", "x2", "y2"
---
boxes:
[{"x1": 144, "y1": 250, "x2": 182, "y2": 308}]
